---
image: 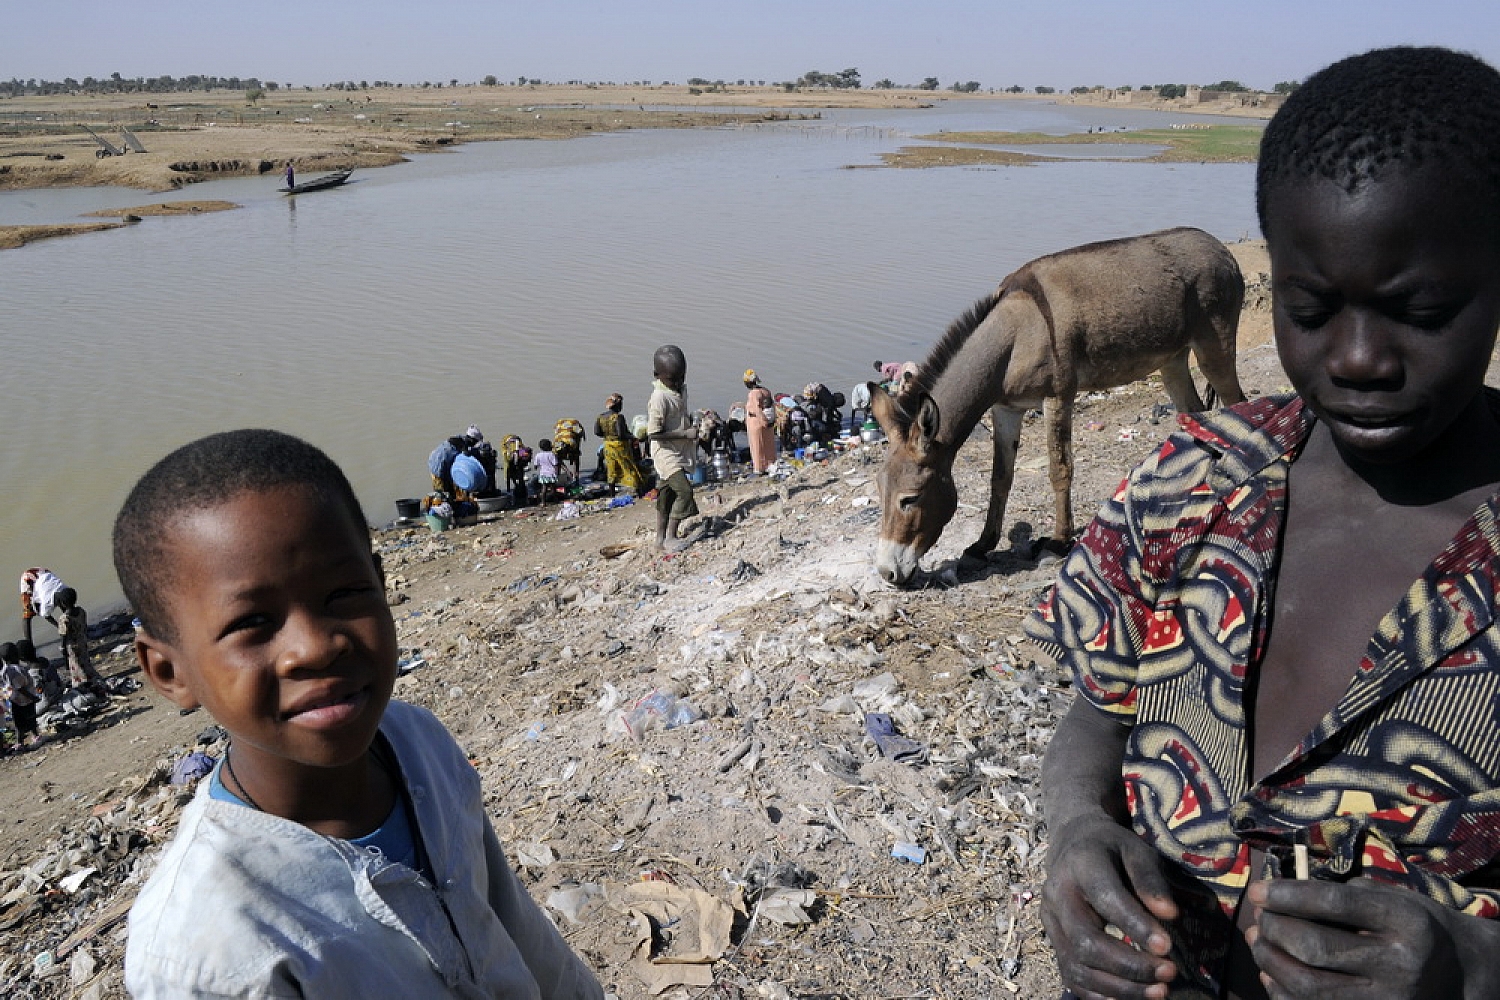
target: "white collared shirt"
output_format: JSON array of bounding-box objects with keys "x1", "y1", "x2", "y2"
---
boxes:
[{"x1": 125, "y1": 701, "x2": 602, "y2": 999}]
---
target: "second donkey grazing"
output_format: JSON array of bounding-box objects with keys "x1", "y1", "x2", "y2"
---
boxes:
[{"x1": 871, "y1": 227, "x2": 1246, "y2": 586}]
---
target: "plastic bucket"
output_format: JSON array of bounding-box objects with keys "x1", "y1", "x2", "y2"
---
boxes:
[
  {"x1": 425, "y1": 512, "x2": 452, "y2": 533},
  {"x1": 395, "y1": 498, "x2": 422, "y2": 518},
  {"x1": 690, "y1": 465, "x2": 706, "y2": 485}
]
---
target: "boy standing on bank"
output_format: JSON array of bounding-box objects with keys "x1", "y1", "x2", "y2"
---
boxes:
[
  {"x1": 648, "y1": 344, "x2": 704, "y2": 552},
  {"x1": 55, "y1": 587, "x2": 106, "y2": 692},
  {"x1": 1029, "y1": 47, "x2": 1500, "y2": 999},
  {"x1": 116, "y1": 429, "x2": 602, "y2": 999}
]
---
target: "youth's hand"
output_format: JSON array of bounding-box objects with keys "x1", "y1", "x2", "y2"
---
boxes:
[
  {"x1": 1043, "y1": 813, "x2": 1181, "y2": 1000},
  {"x1": 1246, "y1": 877, "x2": 1500, "y2": 999}
]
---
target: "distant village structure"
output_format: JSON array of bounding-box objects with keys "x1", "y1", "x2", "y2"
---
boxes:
[{"x1": 1095, "y1": 85, "x2": 1289, "y2": 111}]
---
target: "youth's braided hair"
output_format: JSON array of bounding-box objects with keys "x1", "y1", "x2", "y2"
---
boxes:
[
  {"x1": 1256, "y1": 46, "x2": 1500, "y2": 237},
  {"x1": 113, "y1": 429, "x2": 369, "y2": 642}
]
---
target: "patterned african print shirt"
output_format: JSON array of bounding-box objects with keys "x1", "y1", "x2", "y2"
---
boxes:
[{"x1": 1026, "y1": 393, "x2": 1500, "y2": 994}]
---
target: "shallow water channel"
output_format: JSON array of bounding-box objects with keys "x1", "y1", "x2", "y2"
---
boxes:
[{"x1": 1, "y1": 99, "x2": 1260, "y2": 614}]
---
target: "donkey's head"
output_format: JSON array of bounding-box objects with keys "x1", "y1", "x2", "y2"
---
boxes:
[{"x1": 871, "y1": 384, "x2": 958, "y2": 587}]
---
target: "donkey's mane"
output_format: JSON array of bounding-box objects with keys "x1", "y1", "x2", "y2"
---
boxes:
[{"x1": 896, "y1": 291, "x2": 1001, "y2": 426}]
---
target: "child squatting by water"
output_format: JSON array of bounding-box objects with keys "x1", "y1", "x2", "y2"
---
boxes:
[
  {"x1": 114, "y1": 429, "x2": 602, "y2": 998},
  {"x1": 1029, "y1": 47, "x2": 1500, "y2": 1000}
]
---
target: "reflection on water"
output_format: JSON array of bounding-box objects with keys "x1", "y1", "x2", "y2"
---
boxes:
[{"x1": 0, "y1": 100, "x2": 1261, "y2": 616}]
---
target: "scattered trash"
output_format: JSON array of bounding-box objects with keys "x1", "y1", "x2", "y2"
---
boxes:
[
  {"x1": 614, "y1": 880, "x2": 735, "y2": 993},
  {"x1": 545, "y1": 882, "x2": 605, "y2": 924},
  {"x1": 169, "y1": 751, "x2": 216, "y2": 786},
  {"x1": 619, "y1": 689, "x2": 702, "y2": 741},
  {"x1": 864, "y1": 712, "x2": 928, "y2": 765},
  {"x1": 754, "y1": 887, "x2": 818, "y2": 925},
  {"x1": 600, "y1": 541, "x2": 640, "y2": 559},
  {"x1": 513, "y1": 841, "x2": 556, "y2": 869},
  {"x1": 58, "y1": 868, "x2": 98, "y2": 893},
  {"x1": 891, "y1": 841, "x2": 927, "y2": 864}
]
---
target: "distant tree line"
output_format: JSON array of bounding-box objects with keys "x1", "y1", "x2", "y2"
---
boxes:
[
  {"x1": 2, "y1": 70, "x2": 1305, "y2": 102},
  {"x1": 2, "y1": 73, "x2": 273, "y2": 98}
]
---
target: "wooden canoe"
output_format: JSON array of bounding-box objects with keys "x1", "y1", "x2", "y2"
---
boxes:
[{"x1": 282, "y1": 168, "x2": 353, "y2": 194}]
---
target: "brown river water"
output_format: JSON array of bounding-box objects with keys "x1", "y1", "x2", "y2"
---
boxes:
[{"x1": 0, "y1": 100, "x2": 1260, "y2": 622}]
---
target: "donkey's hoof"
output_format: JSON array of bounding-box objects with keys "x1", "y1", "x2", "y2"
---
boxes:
[
  {"x1": 1031, "y1": 536, "x2": 1075, "y2": 567},
  {"x1": 958, "y1": 549, "x2": 991, "y2": 571}
]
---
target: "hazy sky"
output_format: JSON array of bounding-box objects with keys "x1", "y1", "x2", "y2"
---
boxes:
[{"x1": 7, "y1": 1, "x2": 1498, "y2": 92}]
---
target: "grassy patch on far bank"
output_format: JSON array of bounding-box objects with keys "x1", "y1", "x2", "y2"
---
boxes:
[
  {"x1": 890, "y1": 124, "x2": 1262, "y2": 168},
  {"x1": 877, "y1": 146, "x2": 1064, "y2": 168}
]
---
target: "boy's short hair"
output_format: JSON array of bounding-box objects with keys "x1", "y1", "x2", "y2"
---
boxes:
[
  {"x1": 113, "y1": 429, "x2": 368, "y2": 642},
  {"x1": 55, "y1": 586, "x2": 77, "y2": 609},
  {"x1": 16, "y1": 640, "x2": 36, "y2": 661},
  {"x1": 653, "y1": 344, "x2": 686, "y2": 381},
  {"x1": 0, "y1": 642, "x2": 17, "y2": 664},
  {"x1": 1257, "y1": 46, "x2": 1500, "y2": 237}
]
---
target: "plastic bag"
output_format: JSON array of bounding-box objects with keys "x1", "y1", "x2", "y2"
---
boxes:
[{"x1": 621, "y1": 689, "x2": 701, "y2": 740}]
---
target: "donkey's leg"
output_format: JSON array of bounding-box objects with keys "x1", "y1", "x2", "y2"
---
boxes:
[
  {"x1": 1191, "y1": 321, "x2": 1247, "y2": 407},
  {"x1": 961, "y1": 404, "x2": 1024, "y2": 563},
  {"x1": 1158, "y1": 348, "x2": 1208, "y2": 412},
  {"x1": 1044, "y1": 394, "x2": 1077, "y2": 544}
]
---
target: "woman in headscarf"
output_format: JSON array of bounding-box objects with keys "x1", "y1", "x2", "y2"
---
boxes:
[
  {"x1": 595, "y1": 393, "x2": 645, "y2": 493},
  {"x1": 741, "y1": 369, "x2": 778, "y2": 474}
]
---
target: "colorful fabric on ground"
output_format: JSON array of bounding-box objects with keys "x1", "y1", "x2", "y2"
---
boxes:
[{"x1": 1025, "y1": 392, "x2": 1500, "y2": 993}]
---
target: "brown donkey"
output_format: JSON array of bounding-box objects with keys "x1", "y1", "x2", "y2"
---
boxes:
[{"x1": 871, "y1": 227, "x2": 1245, "y2": 586}]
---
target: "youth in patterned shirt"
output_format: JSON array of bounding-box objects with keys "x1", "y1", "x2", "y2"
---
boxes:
[{"x1": 1030, "y1": 47, "x2": 1500, "y2": 999}]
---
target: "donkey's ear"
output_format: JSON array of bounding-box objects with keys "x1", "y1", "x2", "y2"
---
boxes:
[
  {"x1": 869, "y1": 383, "x2": 904, "y2": 437},
  {"x1": 912, "y1": 394, "x2": 941, "y2": 459}
]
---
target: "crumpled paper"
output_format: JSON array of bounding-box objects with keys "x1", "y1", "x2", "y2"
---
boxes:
[{"x1": 611, "y1": 880, "x2": 736, "y2": 994}]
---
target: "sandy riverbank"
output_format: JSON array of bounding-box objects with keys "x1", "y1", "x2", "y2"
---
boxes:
[
  {"x1": 0, "y1": 83, "x2": 953, "y2": 196},
  {"x1": 0, "y1": 83, "x2": 1272, "y2": 193}
]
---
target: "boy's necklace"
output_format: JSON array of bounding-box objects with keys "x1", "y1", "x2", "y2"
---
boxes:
[
  {"x1": 222, "y1": 746, "x2": 266, "y2": 812},
  {"x1": 221, "y1": 743, "x2": 398, "y2": 826}
]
